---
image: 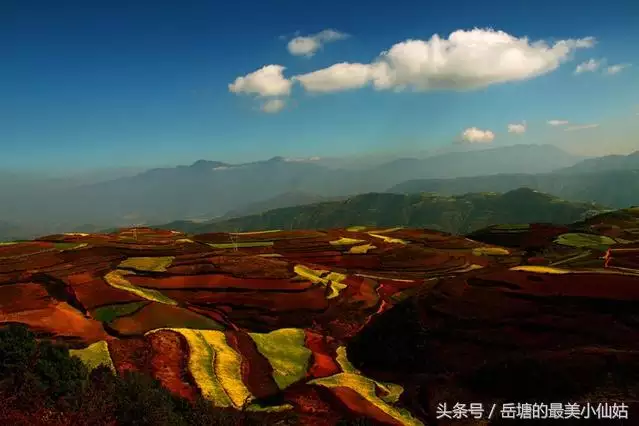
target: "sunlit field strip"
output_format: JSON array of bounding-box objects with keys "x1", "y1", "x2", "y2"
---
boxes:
[
  {"x1": 118, "y1": 256, "x2": 175, "y2": 272},
  {"x1": 346, "y1": 226, "x2": 368, "y2": 232},
  {"x1": 248, "y1": 328, "x2": 311, "y2": 390},
  {"x1": 104, "y1": 270, "x2": 178, "y2": 305},
  {"x1": 69, "y1": 340, "x2": 116, "y2": 372},
  {"x1": 147, "y1": 329, "x2": 238, "y2": 407},
  {"x1": 368, "y1": 233, "x2": 408, "y2": 245},
  {"x1": 510, "y1": 265, "x2": 639, "y2": 276},
  {"x1": 472, "y1": 247, "x2": 511, "y2": 256},
  {"x1": 367, "y1": 227, "x2": 404, "y2": 234},
  {"x1": 309, "y1": 346, "x2": 423, "y2": 426},
  {"x1": 294, "y1": 265, "x2": 348, "y2": 299},
  {"x1": 349, "y1": 244, "x2": 376, "y2": 254},
  {"x1": 329, "y1": 237, "x2": 366, "y2": 246}
]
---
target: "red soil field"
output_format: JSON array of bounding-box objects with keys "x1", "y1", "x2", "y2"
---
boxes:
[{"x1": 1, "y1": 218, "x2": 638, "y2": 425}]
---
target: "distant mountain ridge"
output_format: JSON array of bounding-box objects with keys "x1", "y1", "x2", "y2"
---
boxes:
[
  {"x1": 157, "y1": 188, "x2": 606, "y2": 236},
  {"x1": 389, "y1": 169, "x2": 639, "y2": 209},
  {"x1": 0, "y1": 144, "x2": 633, "y2": 239},
  {"x1": 555, "y1": 150, "x2": 639, "y2": 174}
]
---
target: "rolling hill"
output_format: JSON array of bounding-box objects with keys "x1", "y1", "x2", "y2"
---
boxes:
[
  {"x1": 389, "y1": 169, "x2": 639, "y2": 208},
  {"x1": 157, "y1": 188, "x2": 606, "y2": 235}
]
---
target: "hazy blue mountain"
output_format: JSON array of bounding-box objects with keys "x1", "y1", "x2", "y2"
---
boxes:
[
  {"x1": 554, "y1": 150, "x2": 639, "y2": 174},
  {"x1": 363, "y1": 144, "x2": 582, "y2": 185},
  {"x1": 0, "y1": 144, "x2": 599, "y2": 237}
]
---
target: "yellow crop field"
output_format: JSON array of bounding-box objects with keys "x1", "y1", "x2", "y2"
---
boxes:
[
  {"x1": 118, "y1": 256, "x2": 175, "y2": 272},
  {"x1": 104, "y1": 270, "x2": 178, "y2": 305},
  {"x1": 294, "y1": 265, "x2": 348, "y2": 299},
  {"x1": 349, "y1": 244, "x2": 376, "y2": 254},
  {"x1": 309, "y1": 346, "x2": 423, "y2": 426},
  {"x1": 69, "y1": 340, "x2": 116, "y2": 372},
  {"x1": 148, "y1": 328, "x2": 252, "y2": 408},
  {"x1": 346, "y1": 226, "x2": 368, "y2": 232},
  {"x1": 472, "y1": 247, "x2": 511, "y2": 256},
  {"x1": 368, "y1": 233, "x2": 408, "y2": 245},
  {"x1": 329, "y1": 237, "x2": 366, "y2": 246},
  {"x1": 175, "y1": 238, "x2": 195, "y2": 244},
  {"x1": 248, "y1": 328, "x2": 311, "y2": 390},
  {"x1": 368, "y1": 227, "x2": 404, "y2": 234},
  {"x1": 510, "y1": 265, "x2": 573, "y2": 274}
]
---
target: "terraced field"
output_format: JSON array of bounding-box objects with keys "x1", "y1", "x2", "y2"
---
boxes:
[{"x1": 1, "y1": 208, "x2": 639, "y2": 424}]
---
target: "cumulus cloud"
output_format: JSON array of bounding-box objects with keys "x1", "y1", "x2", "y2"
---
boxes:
[
  {"x1": 574, "y1": 58, "x2": 602, "y2": 74},
  {"x1": 293, "y1": 63, "x2": 373, "y2": 93},
  {"x1": 287, "y1": 29, "x2": 349, "y2": 57},
  {"x1": 564, "y1": 124, "x2": 600, "y2": 131},
  {"x1": 260, "y1": 99, "x2": 286, "y2": 114},
  {"x1": 292, "y1": 28, "x2": 595, "y2": 93},
  {"x1": 508, "y1": 122, "x2": 527, "y2": 134},
  {"x1": 605, "y1": 63, "x2": 631, "y2": 75},
  {"x1": 547, "y1": 120, "x2": 569, "y2": 126},
  {"x1": 461, "y1": 127, "x2": 495, "y2": 143},
  {"x1": 229, "y1": 65, "x2": 292, "y2": 97}
]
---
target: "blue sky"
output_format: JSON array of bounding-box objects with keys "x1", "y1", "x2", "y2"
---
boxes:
[{"x1": 1, "y1": 0, "x2": 638, "y2": 173}]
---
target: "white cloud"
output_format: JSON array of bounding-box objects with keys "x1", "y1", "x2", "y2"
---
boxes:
[
  {"x1": 293, "y1": 62, "x2": 373, "y2": 93},
  {"x1": 605, "y1": 63, "x2": 631, "y2": 75},
  {"x1": 461, "y1": 127, "x2": 495, "y2": 143},
  {"x1": 260, "y1": 99, "x2": 286, "y2": 114},
  {"x1": 287, "y1": 29, "x2": 349, "y2": 57},
  {"x1": 507, "y1": 122, "x2": 527, "y2": 134},
  {"x1": 229, "y1": 65, "x2": 292, "y2": 97},
  {"x1": 574, "y1": 37, "x2": 597, "y2": 48},
  {"x1": 547, "y1": 120, "x2": 569, "y2": 126},
  {"x1": 564, "y1": 124, "x2": 599, "y2": 131},
  {"x1": 292, "y1": 28, "x2": 595, "y2": 93},
  {"x1": 574, "y1": 58, "x2": 602, "y2": 74}
]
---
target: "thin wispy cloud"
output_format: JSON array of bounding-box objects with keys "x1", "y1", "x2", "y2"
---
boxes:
[
  {"x1": 564, "y1": 124, "x2": 600, "y2": 131},
  {"x1": 260, "y1": 99, "x2": 286, "y2": 114},
  {"x1": 287, "y1": 29, "x2": 350, "y2": 57},
  {"x1": 605, "y1": 63, "x2": 631, "y2": 75},
  {"x1": 574, "y1": 59, "x2": 631, "y2": 76},
  {"x1": 574, "y1": 58, "x2": 602, "y2": 74}
]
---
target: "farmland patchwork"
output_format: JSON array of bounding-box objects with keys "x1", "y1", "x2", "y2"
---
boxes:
[{"x1": 1, "y1": 209, "x2": 639, "y2": 424}]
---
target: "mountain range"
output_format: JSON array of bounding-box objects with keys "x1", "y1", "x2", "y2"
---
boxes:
[{"x1": 1, "y1": 144, "x2": 638, "y2": 240}]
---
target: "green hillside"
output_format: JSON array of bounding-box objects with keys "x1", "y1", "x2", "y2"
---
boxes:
[
  {"x1": 158, "y1": 188, "x2": 606, "y2": 235},
  {"x1": 389, "y1": 170, "x2": 639, "y2": 209}
]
